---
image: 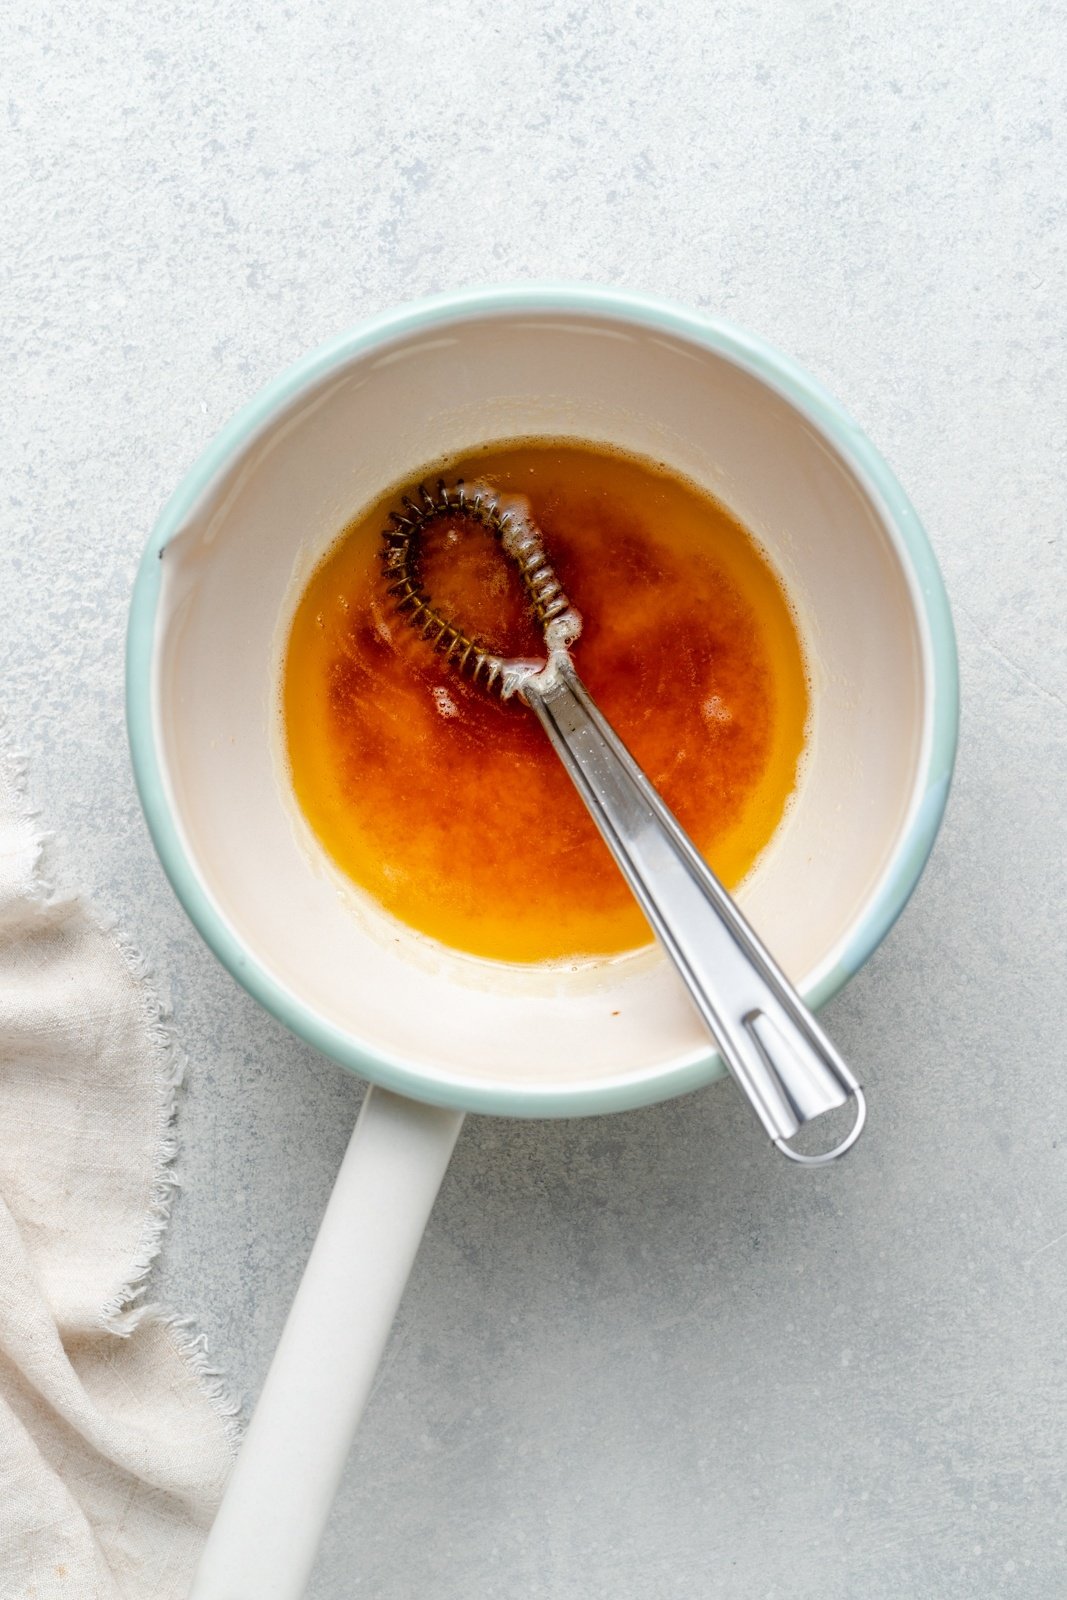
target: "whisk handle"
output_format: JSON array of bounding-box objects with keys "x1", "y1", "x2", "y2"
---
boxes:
[{"x1": 526, "y1": 660, "x2": 865, "y2": 1163}]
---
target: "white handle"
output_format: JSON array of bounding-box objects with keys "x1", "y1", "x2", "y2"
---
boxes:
[{"x1": 190, "y1": 1086, "x2": 464, "y2": 1600}]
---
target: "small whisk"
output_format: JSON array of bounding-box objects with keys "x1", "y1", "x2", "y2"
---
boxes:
[
  {"x1": 381, "y1": 478, "x2": 580, "y2": 696},
  {"x1": 381, "y1": 479, "x2": 865, "y2": 1164}
]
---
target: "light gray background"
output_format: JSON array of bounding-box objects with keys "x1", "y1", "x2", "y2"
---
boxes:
[{"x1": 2, "y1": 1, "x2": 1065, "y2": 1595}]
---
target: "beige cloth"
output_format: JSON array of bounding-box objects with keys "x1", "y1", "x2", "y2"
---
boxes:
[{"x1": 0, "y1": 753, "x2": 236, "y2": 1598}]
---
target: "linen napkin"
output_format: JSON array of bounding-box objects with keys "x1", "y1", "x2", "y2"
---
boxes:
[{"x1": 0, "y1": 750, "x2": 236, "y2": 1598}]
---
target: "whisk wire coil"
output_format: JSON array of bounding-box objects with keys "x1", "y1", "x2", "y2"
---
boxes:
[{"x1": 381, "y1": 479, "x2": 572, "y2": 689}]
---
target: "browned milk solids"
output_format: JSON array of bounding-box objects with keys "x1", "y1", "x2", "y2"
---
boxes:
[{"x1": 283, "y1": 440, "x2": 809, "y2": 963}]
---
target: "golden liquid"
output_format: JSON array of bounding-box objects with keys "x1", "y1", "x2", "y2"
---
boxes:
[{"x1": 283, "y1": 440, "x2": 808, "y2": 963}]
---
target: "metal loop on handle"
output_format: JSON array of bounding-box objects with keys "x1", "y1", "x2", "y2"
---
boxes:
[{"x1": 774, "y1": 1086, "x2": 867, "y2": 1166}]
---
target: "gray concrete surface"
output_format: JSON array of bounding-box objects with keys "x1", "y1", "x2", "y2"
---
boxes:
[{"x1": 2, "y1": 1, "x2": 1065, "y2": 1595}]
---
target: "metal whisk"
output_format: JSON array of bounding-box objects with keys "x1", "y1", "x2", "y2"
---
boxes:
[
  {"x1": 381, "y1": 479, "x2": 866, "y2": 1164},
  {"x1": 381, "y1": 478, "x2": 579, "y2": 695}
]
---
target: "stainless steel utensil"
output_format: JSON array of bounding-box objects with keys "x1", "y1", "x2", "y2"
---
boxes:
[{"x1": 382, "y1": 479, "x2": 865, "y2": 1163}]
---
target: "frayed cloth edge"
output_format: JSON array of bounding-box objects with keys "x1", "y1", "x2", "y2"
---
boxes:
[{"x1": 0, "y1": 733, "x2": 244, "y2": 1457}]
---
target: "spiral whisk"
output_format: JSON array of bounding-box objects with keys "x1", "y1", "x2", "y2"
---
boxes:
[
  {"x1": 378, "y1": 472, "x2": 865, "y2": 1165},
  {"x1": 380, "y1": 479, "x2": 575, "y2": 690}
]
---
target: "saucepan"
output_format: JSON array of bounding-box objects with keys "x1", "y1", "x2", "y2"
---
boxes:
[{"x1": 125, "y1": 285, "x2": 957, "y2": 1597}]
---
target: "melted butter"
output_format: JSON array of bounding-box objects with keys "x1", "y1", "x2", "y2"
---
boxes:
[{"x1": 283, "y1": 439, "x2": 809, "y2": 963}]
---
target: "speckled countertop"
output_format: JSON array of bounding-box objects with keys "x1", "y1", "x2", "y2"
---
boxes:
[{"x1": 2, "y1": 2, "x2": 1065, "y2": 1595}]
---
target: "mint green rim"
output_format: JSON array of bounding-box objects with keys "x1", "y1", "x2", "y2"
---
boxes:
[{"x1": 126, "y1": 284, "x2": 958, "y2": 1118}]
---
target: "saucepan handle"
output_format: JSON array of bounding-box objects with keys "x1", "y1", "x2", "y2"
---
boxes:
[{"x1": 189, "y1": 1086, "x2": 464, "y2": 1600}]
